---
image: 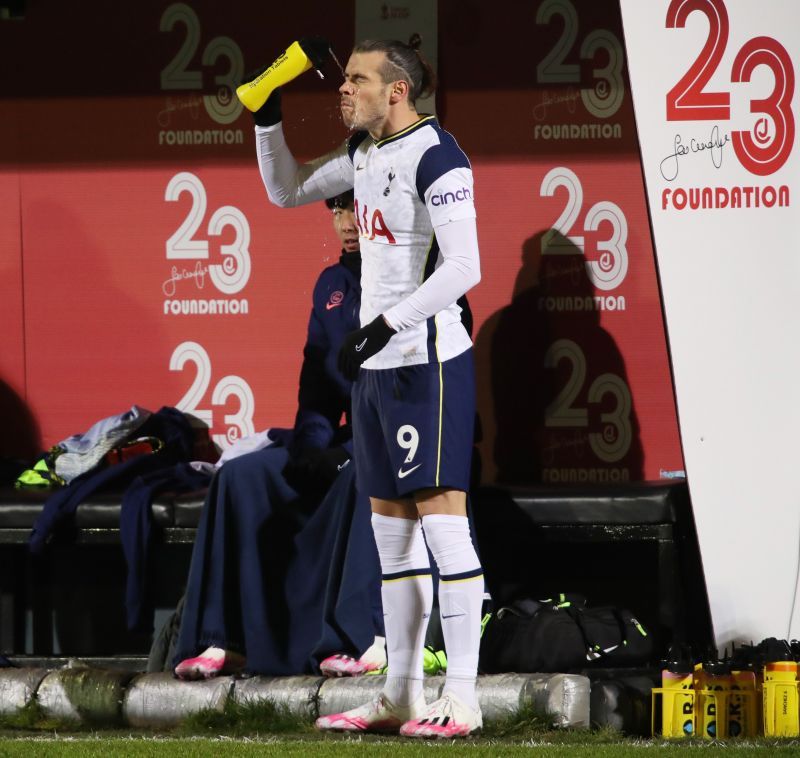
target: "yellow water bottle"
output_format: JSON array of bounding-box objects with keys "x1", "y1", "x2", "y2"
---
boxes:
[
  {"x1": 728, "y1": 668, "x2": 758, "y2": 738},
  {"x1": 236, "y1": 39, "x2": 327, "y2": 112},
  {"x1": 694, "y1": 658, "x2": 731, "y2": 739},
  {"x1": 652, "y1": 647, "x2": 695, "y2": 738},
  {"x1": 763, "y1": 658, "x2": 799, "y2": 737}
]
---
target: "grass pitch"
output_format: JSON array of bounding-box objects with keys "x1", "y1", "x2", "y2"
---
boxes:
[
  {"x1": 2, "y1": 699, "x2": 800, "y2": 755},
  {"x1": 2, "y1": 736, "x2": 800, "y2": 756}
]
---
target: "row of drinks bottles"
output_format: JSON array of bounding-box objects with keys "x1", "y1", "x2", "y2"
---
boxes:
[{"x1": 652, "y1": 638, "x2": 800, "y2": 738}]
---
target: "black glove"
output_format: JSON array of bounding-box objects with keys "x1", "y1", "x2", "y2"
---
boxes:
[
  {"x1": 298, "y1": 36, "x2": 331, "y2": 72},
  {"x1": 240, "y1": 66, "x2": 282, "y2": 127},
  {"x1": 283, "y1": 446, "x2": 351, "y2": 497},
  {"x1": 252, "y1": 88, "x2": 281, "y2": 127},
  {"x1": 337, "y1": 316, "x2": 396, "y2": 381}
]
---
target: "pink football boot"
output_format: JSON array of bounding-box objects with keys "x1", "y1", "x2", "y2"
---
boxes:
[
  {"x1": 399, "y1": 692, "x2": 483, "y2": 738},
  {"x1": 316, "y1": 692, "x2": 425, "y2": 733},
  {"x1": 174, "y1": 647, "x2": 245, "y2": 680}
]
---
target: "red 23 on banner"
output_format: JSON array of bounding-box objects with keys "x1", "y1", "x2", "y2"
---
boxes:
[{"x1": 665, "y1": 0, "x2": 795, "y2": 176}]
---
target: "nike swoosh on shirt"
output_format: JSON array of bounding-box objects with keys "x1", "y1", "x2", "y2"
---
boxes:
[
  {"x1": 441, "y1": 613, "x2": 466, "y2": 619},
  {"x1": 397, "y1": 463, "x2": 421, "y2": 479},
  {"x1": 326, "y1": 302, "x2": 342, "y2": 310},
  {"x1": 356, "y1": 164, "x2": 365, "y2": 171},
  {"x1": 354, "y1": 338, "x2": 368, "y2": 352}
]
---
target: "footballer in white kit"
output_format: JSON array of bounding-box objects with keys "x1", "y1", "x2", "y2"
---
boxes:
[
  {"x1": 347, "y1": 114, "x2": 475, "y2": 370},
  {"x1": 252, "y1": 36, "x2": 485, "y2": 739},
  {"x1": 346, "y1": 116, "x2": 478, "y2": 498},
  {"x1": 256, "y1": 110, "x2": 479, "y2": 498}
]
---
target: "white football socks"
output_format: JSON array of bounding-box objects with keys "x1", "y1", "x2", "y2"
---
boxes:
[
  {"x1": 371, "y1": 513, "x2": 433, "y2": 707},
  {"x1": 422, "y1": 514, "x2": 484, "y2": 710}
]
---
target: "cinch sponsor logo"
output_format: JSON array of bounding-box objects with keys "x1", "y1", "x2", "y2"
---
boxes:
[{"x1": 431, "y1": 188, "x2": 472, "y2": 206}]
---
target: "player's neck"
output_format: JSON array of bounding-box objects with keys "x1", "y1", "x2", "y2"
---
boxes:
[{"x1": 370, "y1": 107, "x2": 422, "y2": 142}]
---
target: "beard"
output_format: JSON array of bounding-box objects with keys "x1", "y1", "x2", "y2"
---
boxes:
[
  {"x1": 341, "y1": 87, "x2": 388, "y2": 131},
  {"x1": 341, "y1": 105, "x2": 359, "y2": 130}
]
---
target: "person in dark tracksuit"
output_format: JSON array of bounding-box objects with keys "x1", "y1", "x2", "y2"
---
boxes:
[
  {"x1": 287, "y1": 192, "x2": 361, "y2": 475},
  {"x1": 173, "y1": 191, "x2": 387, "y2": 678}
]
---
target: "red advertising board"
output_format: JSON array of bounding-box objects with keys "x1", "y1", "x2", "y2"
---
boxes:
[
  {"x1": 1, "y1": 0, "x2": 683, "y2": 483},
  {"x1": 0, "y1": 172, "x2": 32, "y2": 458}
]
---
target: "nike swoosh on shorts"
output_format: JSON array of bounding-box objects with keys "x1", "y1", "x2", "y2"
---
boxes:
[
  {"x1": 398, "y1": 464, "x2": 421, "y2": 479},
  {"x1": 355, "y1": 338, "x2": 368, "y2": 352}
]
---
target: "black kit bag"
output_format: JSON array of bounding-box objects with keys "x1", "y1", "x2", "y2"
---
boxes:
[
  {"x1": 479, "y1": 594, "x2": 586, "y2": 673},
  {"x1": 479, "y1": 595, "x2": 652, "y2": 674}
]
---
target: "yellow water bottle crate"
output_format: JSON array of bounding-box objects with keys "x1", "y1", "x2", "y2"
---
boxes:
[{"x1": 652, "y1": 662, "x2": 759, "y2": 738}]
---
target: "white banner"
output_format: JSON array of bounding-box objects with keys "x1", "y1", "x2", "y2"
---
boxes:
[
  {"x1": 620, "y1": 0, "x2": 800, "y2": 647},
  {"x1": 355, "y1": 0, "x2": 437, "y2": 115}
]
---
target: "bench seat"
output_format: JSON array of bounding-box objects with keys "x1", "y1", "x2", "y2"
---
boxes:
[
  {"x1": 0, "y1": 480, "x2": 709, "y2": 658},
  {"x1": 0, "y1": 486, "x2": 206, "y2": 543}
]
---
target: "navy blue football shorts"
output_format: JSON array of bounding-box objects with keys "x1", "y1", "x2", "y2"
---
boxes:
[{"x1": 352, "y1": 348, "x2": 476, "y2": 500}]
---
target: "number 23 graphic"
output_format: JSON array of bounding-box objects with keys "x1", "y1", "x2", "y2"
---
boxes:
[{"x1": 666, "y1": 0, "x2": 794, "y2": 176}]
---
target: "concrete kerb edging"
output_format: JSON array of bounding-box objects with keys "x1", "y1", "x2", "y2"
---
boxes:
[
  {"x1": 524, "y1": 673, "x2": 591, "y2": 729},
  {"x1": 36, "y1": 666, "x2": 134, "y2": 724},
  {"x1": 0, "y1": 668, "x2": 49, "y2": 716},
  {"x1": 232, "y1": 675, "x2": 324, "y2": 718},
  {"x1": 0, "y1": 668, "x2": 591, "y2": 729},
  {"x1": 124, "y1": 672, "x2": 235, "y2": 728}
]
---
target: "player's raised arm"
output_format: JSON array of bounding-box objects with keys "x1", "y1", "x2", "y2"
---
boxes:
[
  {"x1": 256, "y1": 126, "x2": 354, "y2": 209},
  {"x1": 237, "y1": 38, "x2": 355, "y2": 208}
]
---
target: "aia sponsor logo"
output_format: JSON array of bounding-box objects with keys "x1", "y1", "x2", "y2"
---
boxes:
[
  {"x1": 327, "y1": 291, "x2": 344, "y2": 310},
  {"x1": 354, "y1": 198, "x2": 396, "y2": 244}
]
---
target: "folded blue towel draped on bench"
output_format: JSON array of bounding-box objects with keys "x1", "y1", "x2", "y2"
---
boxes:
[
  {"x1": 173, "y1": 446, "x2": 383, "y2": 675},
  {"x1": 121, "y1": 462, "x2": 212, "y2": 632}
]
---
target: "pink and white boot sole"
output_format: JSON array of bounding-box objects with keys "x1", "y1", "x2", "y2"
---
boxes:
[
  {"x1": 174, "y1": 648, "x2": 245, "y2": 680},
  {"x1": 319, "y1": 653, "x2": 383, "y2": 677},
  {"x1": 399, "y1": 692, "x2": 483, "y2": 738},
  {"x1": 316, "y1": 693, "x2": 425, "y2": 733}
]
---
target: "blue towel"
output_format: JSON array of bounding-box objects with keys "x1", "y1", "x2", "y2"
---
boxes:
[{"x1": 173, "y1": 447, "x2": 382, "y2": 675}]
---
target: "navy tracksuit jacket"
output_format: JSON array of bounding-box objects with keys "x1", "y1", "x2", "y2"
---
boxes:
[{"x1": 292, "y1": 251, "x2": 361, "y2": 455}]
